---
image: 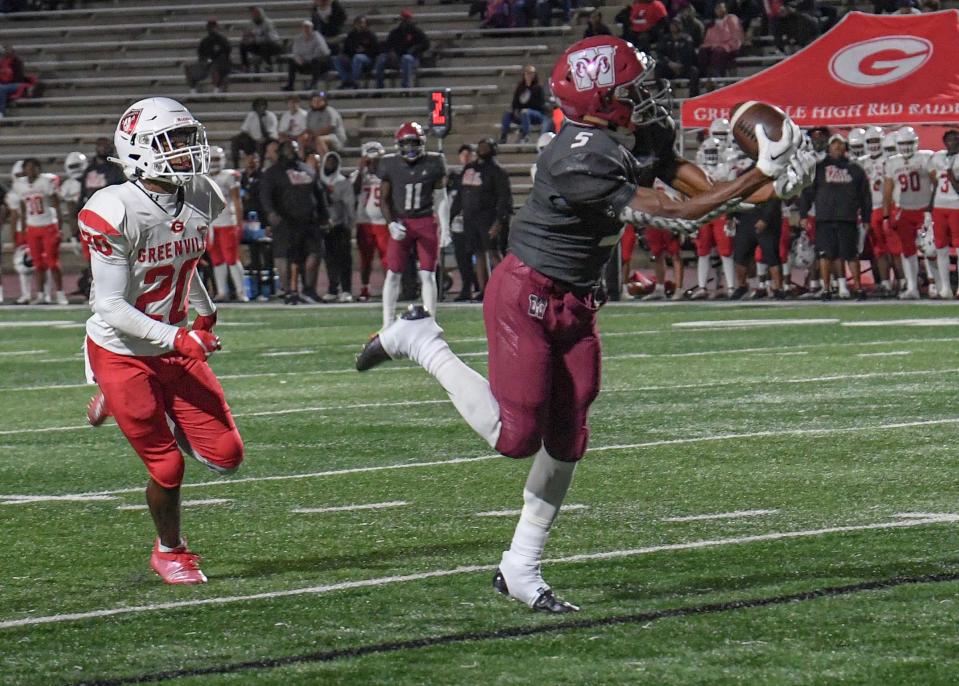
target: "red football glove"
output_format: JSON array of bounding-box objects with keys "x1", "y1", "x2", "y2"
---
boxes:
[
  {"x1": 192, "y1": 310, "x2": 218, "y2": 332},
  {"x1": 174, "y1": 328, "x2": 221, "y2": 361}
]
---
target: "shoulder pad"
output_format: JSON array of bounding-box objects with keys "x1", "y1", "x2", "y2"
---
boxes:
[{"x1": 78, "y1": 186, "x2": 126, "y2": 236}]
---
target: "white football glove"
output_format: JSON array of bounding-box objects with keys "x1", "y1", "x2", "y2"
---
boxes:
[
  {"x1": 439, "y1": 225, "x2": 452, "y2": 248},
  {"x1": 756, "y1": 120, "x2": 802, "y2": 178},
  {"x1": 388, "y1": 221, "x2": 407, "y2": 241},
  {"x1": 774, "y1": 141, "x2": 818, "y2": 199}
]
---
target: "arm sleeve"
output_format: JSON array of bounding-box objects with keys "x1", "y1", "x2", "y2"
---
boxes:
[
  {"x1": 189, "y1": 276, "x2": 216, "y2": 317},
  {"x1": 90, "y1": 258, "x2": 180, "y2": 350}
]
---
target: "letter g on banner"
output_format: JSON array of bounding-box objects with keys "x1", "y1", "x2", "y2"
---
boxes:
[{"x1": 829, "y1": 36, "x2": 933, "y2": 88}]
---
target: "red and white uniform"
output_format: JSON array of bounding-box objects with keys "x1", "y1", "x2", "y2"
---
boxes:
[
  {"x1": 859, "y1": 153, "x2": 889, "y2": 256},
  {"x1": 351, "y1": 167, "x2": 389, "y2": 270},
  {"x1": 12, "y1": 173, "x2": 62, "y2": 270},
  {"x1": 59, "y1": 177, "x2": 82, "y2": 206},
  {"x1": 885, "y1": 150, "x2": 934, "y2": 256},
  {"x1": 930, "y1": 150, "x2": 959, "y2": 249},
  {"x1": 207, "y1": 169, "x2": 242, "y2": 266},
  {"x1": 697, "y1": 160, "x2": 733, "y2": 258}
]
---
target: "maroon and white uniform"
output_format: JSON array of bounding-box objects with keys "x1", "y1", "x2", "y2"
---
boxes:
[{"x1": 379, "y1": 151, "x2": 447, "y2": 272}]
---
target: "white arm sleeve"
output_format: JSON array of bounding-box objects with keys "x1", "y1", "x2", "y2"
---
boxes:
[
  {"x1": 188, "y1": 276, "x2": 216, "y2": 317},
  {"x1": 433, "y1": 187, "x2": 450, "y2": 233},
  {"x1": 90, "y1": 258, "x2": 180, "y2": 350}
]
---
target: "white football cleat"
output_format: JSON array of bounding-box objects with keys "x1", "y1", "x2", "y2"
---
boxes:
[
  {"x1": 55, "y1": 291, "x2": 69, "y2": 305},
  {"x1": 898, "y1": 289, "x2": 920, "y2": 300},
  {"x1": 641, "y1": 290, "x2": 665, "y2": 301},
  {"x1": 688, "y1": 286, "x2": 709, "y2": 300}
]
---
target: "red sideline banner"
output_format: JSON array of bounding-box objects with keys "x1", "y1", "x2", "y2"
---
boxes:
[{"x1": 680, "y1": 10, "x2": 959, "y2": 129}]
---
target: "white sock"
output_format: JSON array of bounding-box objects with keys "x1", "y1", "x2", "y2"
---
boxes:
[
  {"x1": 881, "y1": 279, "x2": 892, "y2": 290},
  {"x1": 653, "y1": 283, "x2": 664, "y2": 294},
  {"x1": 757, "y1": 262, "x2": 768, "y2": 279},
  {"x1": 0, "y1": 284, "x2": 4, "y2": 302},
  {"x1": 18, "y1": 272, "x2": 31, "y2": 298},
  {"x1": 838, "y1": 277, "x2": 849, "y2": 294},
  {"x1": 721, "y1": 256, "x2": 735, "y2": 290},
  {"x1": 213, "y1": 264, "x2": 229, "y2": 297},
  {"x1": 903, "y1": 255, "x2": 918, "y2": 292},
  {"x1": 419, "y1": 269, "x2": 437, "y2": 318},
  {"x1": 382, "y1": 270, "x2": 402, "y2": 329},
  {"x1": 157, "y1": 538, "x2": 185, "y2": 553},
  {"x1": 937, "y1": 248, "x2": 951, "y2": 293},
  {"x1": 501, "y1": 446, "x2": 576, "y2": 605},
  {"x1": 229, "y1": 262, "x2": 248, "y2": 300},
  {"x1": 782, "y1": 260, "x2": 791, "y2": 278},
  {"x1": 810, "y1": 279, "x2": 821, "y2": 291},
  {"x1": 696, "y1": 256, "x2": 709, "y2": 289}
]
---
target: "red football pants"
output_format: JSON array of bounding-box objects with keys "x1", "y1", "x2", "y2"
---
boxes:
[
  {"x1": 386, "y1": 216, "x2": 438, "y2": 273},
  {"x1": 208, "y1": 225, "x2": 240, "y2": 266},
  {"x1": 644, "y1": 227, "x2": 680, "y2": 257},
  {"x1": 696, "y1": 217, "x2": 732, "y2": 258},
  {"x1": 933, "y1": 208, "x2": 959, "y2": 249},
  {"x1": 86, "y1": 338, "x2": 244, "y2": 488},
  {"x1": 892, "y1": 208, "x2": 925, "y2": 257},
  {"x1": 868, "y1": 208, "x2": 889, "y2": 257},
  {"x1": 357, "y1": 223, "x2": 389, "y2": 275},
  {"x1": 483, "y1": 253, "x2": 601, "y2": 462},
  {"x1": 26, "y1": 224, "x2": 61, "y2": 270}
]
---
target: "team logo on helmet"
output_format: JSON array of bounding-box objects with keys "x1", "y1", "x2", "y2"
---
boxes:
[
  {"x1": 119, "y1": 108, "x2": 143, "y2": 135},
  {"x1": 568, "y1": 45, "x2": 616, "y2": 91},
  {"x1": 828, "y1": 37, "x2": 932, "y2": 88}
]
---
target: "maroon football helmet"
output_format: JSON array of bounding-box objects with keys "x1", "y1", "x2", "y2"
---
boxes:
[
  {"x1": 550, "y1": 36, "x2": 670, "y2": 133},
  {"x1": 395, "y1": 121, "x2": 426, "y2": 161}
]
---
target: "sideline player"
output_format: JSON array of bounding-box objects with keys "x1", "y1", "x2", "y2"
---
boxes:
[
  {"x1": 858, "y1": 126, "x2": 896, "y2": 295},
  {"x1": 356, "y1": 36, "x2": 804, "y2": 612},
  {"x1": 352, "y1": 141, "x2": 389, "y2": 302},
  {"x1": 929, "y1": 129, "x2": 959, "y2": 298},
  {"x1": 690, "y1": 136, "x2": 736, "y2": 299},
  {"x1": 208, "y1": 146, "x2": 249, "y2": 302},
  {"x1": 82, "y1": 97, "x2": 244, "y2": 584},
  {"x1": 378, "y1": 121, "x2": 450, "y2": 329},
  {"x1": 10, "y1": 159, "x2": 67, "y2": 304}
]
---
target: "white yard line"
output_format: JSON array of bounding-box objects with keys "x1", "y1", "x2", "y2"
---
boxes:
[
  {"x1": 1, "y1": 514, "x2": 954, "y2": 630},
  {"x1": 857, "y1": 351, "x2": 911, "y2": 358},
  {"x1": 673, "y1": 318, "x2": 839, "y2": 329},
  {"x1": 663, "y1": 509, "x2": 778, "y2": 522},
  {"x1": 117, "y1": 498, "x2": 230, "y2": 512},
  {"x1": 0, "y1": 494, "x2": 116, "y2": 504},
  {"x1": 260, "y1": 350, "x2": 317, "y2": 357},
  {"x1": 0, "y1": 320, "x2": 73, "y2": 328},
  {"x1": 0, "y1": 350, "x2": 47, "y2": 357},
  {"x1": 474, "y1": 504, "x2": 588, "y2": 517},
  {"x1": 291, "y1": 501, "x2": 407, "y2": 514},
  {"x1": 843, "y1": 318, "x2": 959, "y2": 327}
]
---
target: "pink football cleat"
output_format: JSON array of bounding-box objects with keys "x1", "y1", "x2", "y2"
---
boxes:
[
  {"x1": 150, "y1": 540, "x2": 208, "y2": 585},
  {"x1": 86, "y1": 392, "x2": 110, "y2": 427}
]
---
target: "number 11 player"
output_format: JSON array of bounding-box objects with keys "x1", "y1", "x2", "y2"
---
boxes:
[{"x1": 81, "y1": 97, "x2": 245, "y2": 584}]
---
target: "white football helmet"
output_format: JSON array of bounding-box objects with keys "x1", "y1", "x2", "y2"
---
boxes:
[
  {"x1": 113, "y1": 97, "x2": 209, "y2": 186},
  {"x1": 897, "y1": 126, "x2": 918, "y2": 158},
  {"x1": 709, "y1": 118, "x2": 730, "y2": 146},
  {"x1": 864, "y1": 126, "x2": 883, "y2": 157},
  {"x1": 701, "y1": 136, "x2": 721, "y2": 166},
  {"x1": 791, "y1": 232, "x2": 815, "y2": 269},
  {"x1": 847, "y1": 128, "x2": 866, "y2": 158},
  {"x1": 536, "y1": 131, "x2": 556, "y2": 153},
  {"x1": 360, "y1": 141, "x2": 386, "y2": 159},
  {"x1": 882, "y1": 132, "x2": 898, "y2": 158},
  {"x1": 209, "y1": 146, "x2": 226, "y2": 174},
  {"x1": 10, "y1": 160, "x2": 23, "y2": 184},
  {"x1": 13, "y1": 244, "x2": 33, "y2": 275},
  {"x1": 64, "y1": 151, "x2": 88, "y2": 180}
]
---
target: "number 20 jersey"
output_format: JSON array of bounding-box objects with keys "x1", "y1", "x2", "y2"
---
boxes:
[
  {"x1": 79, "y1": 176, "x2": 225, "y2": 357},
  {"x1": 378, "y1": 152, "x2": 447, "y2": 219}
]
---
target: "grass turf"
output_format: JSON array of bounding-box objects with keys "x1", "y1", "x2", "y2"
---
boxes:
[{"x1": 1, "y1": 302, "x2": 958, "y2": 685}]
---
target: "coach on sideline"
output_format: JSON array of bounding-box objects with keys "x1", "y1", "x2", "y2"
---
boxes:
[{"x1": 798, "y1": 133, "x2": 871, "y2": 300}]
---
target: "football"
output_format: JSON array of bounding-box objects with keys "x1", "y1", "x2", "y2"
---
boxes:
[{"x1": 729, "y1": 101, "x2": 787, "y2": 160}]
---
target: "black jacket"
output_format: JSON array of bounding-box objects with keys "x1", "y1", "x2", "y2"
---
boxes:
[
  {"x1": 259, "y1": 161, "x2": 329, "y2": 225},
  {"x1": 385, "y1": 22, "x2": 430, "y2": 56},
  {"x1": 342, "y1": 28, "x2": 380, "y2": 57},
  {"x1": 798, "y1": 156, "x2": 872, "y2": 223},
  {"x1": 657, "y1": 31, "x2": 697, "y2": 67},
  {"x1": 510, "y1": 83, "x2": 545, "y2": 114},
  {"x1": 453, "y1": 157, "x2": 512, "y2": 231},
  {"x1": 311, "y1": 0, "x2": 347, "y2": 38},
  {"x1": 198, "y1": 31, "x2": 231, "y2": 64}
]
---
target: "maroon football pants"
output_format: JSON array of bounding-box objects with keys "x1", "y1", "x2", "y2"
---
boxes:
[{"x1": 483, "y1": 253, "x2": 601, "y2": 462}]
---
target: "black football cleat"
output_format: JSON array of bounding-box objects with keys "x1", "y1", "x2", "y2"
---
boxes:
[
  {"x1": 493, "y1": 568, "x2": 580, "y2": 614},
  {"x1": 401, "y1": 304, "x2": 431, "y2": 321}
]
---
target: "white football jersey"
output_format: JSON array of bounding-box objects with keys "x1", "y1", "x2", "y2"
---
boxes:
[
  {"x1": 11, "y1": 174, "x2": 60, "y2": 227},
  {"x1": 885, "y1": 150, "x2": 934, "y2": 210},
  {"x1": 210, "y1": 169, "x2": 241, "y2": 227},
  {"x1": 351, "y1": 169, "x2": 385, "y2": 225},
  {"x1": 81, "y1": 176, "x2": 225, "y2": 357},
  {"x1": 59, "y1": 177, "x2": 82, "y2": 205},
  {"x1": 930, "y1": 151, "x2": 959, "y2": 210},
  {"x1": 858, "y1": 154, "x2": 886, "y2": 209}
]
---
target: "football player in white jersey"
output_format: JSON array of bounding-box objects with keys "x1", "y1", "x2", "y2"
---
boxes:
[
  {"x1": 883, "y1": 126, "x2": 934, "y2": 299},
  {"x1": 689, "y1": 136, "x2": 736, "y2": 299},
  {"x1": 857, "y1": 126, "x2": 897, "y2": 295},
  {"x1": 4, "y1": 161, "x2": 28, "y2": 303},
  {"x1": 929, "y1": 129, "x2": 959, "y2": 298},
  {"x1": 207, "y1": 146, "x2": 249, "y2": 302},
  {"x1": 81, "y1": 97, "x2": 244, "y2": 585},
  {"x1": 847, "y1": 127, "x2": 866, "y2": 159},
  {"x1": 351, "y1": 141, "x2": 389, "y2": 302},
  {"x1": 695, "y1": 117, "x2": 730, "y2": 166},
  {"x1": 10, "y1": 158, "x2": 66, "y2": 304}
]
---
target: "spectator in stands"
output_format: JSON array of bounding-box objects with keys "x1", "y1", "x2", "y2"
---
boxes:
[
  {"x1": 793, "y1": 0, "x2": 837, "y2": 33},
  {"x1": 0, "y1": 45, "x2": 27, "y2": 119},
  {"x1": 278, "y1": 95, "x2": 308, "y2": 141},
  {"x1": 284, "y1": 20, "x2": 331, "y2": 91},
  {"x1": 616, "y1": 0, "x2": 669, "y2": 52},
  {"x1": 583, "y1": 9, "x2": 612, "y2": 37},
  {"x1": 772, "y1": 0, "x2": 818, "y2": 54},
  {"x1": 499, "y1": 65, "x2": 551, "y2": 144},
  {"x1": 305, "y1": 91, "x2": 346, "y2": 154},
  {"x1": 231, "y1": 98, "x2": 278, "y2": 168},
  {"x1": 677, "y1": 4, "x2": 705, "y2": 44},
  {"x1": 482, "y1": 0, "x2": 512, "y2": 28},
  {"x1": 374, "y1": 10, "x2": 430, "y2": 90},
  {"x1": 895, "y1": 0, "x2": 921, "y2": 13},
  {"x1": 185, "y1": 19, "x2": 232, "y2": 94},
  {"x1": 698, "y1": 2, "x2": 743, "y2": 77},
  {"x1": 240, "y1": 6, "x2": 283, "y2": 72},
  {"x1": 656, "y1": 20, "x2": 700, "y2": 97},
  {"x1": 311, "y1": 0, "x2": 348, "y2": 39},
  {"x1": 240, "y1": 151, "x2": 263, "y2": 220},
  {"x1": 335, "y1": 16, "x2": 380, "y2": 88}
]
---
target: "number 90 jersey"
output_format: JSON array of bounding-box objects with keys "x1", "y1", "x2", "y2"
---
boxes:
[
  {"x1": 378, "y1": 152, "x2": 447, "y2": 219},
  {"x1": 80, "y1": 176, "x2": 225, "y2": 357},
  {"x1": 884, "y1": 150, "x2": 934, "y2": 210}
]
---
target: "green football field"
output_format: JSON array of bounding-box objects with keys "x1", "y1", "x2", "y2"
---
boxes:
[{"x1": 2, "y1": 302, "x2": 959, "y2": 685}]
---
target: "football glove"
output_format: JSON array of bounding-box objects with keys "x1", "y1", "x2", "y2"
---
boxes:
[
  {"x1": 388, "y1": 221, "x2": 407, "y2": 241},
  {"x1": 756, "y1": 120, "x2": 802, "y2": 178},
  {"x1": 175, "y1": 328, "x2": 221, "y2": 361},
  {"x1": 191, "y1": 310, "x2": 217, "y2": 332},
  {"x1": 440, "y1": 225, "x2": 452, "y2": 248}
]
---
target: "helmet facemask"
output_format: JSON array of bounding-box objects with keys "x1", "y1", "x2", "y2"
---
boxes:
[
  {"x1": 398, "y1": 135, "x2": 424, "y2": 162},
  {"x1": 613, "y1": 63, "x2": 672, "y2": 128},
  {"x1": 137, "y1": 123, "x2": 209, "y2": 185},
  {"x1": 897, "y1": 137, "x2": 917, "y2": 158},
  {"x1": 865, "y1": 136, "x2": 882, "y2": 157}
]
